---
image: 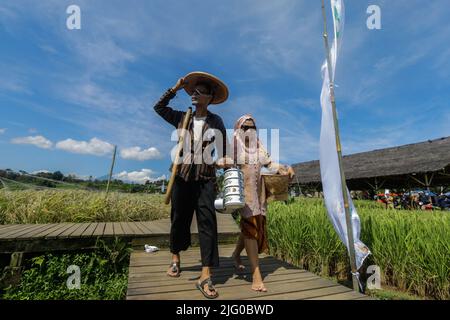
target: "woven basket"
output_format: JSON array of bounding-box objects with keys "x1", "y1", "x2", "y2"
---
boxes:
[{"x1": 262, "y1": 173, "x2": 290, "y2": 202}]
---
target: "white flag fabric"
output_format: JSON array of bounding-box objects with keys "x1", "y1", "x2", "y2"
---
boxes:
[{"x1": 319, "y1": 0, "x2": 370, "y2": 270}]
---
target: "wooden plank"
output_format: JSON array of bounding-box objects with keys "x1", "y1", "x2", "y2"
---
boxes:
[
  {"x1": 126, "y1": 244, "x2": 367, "y2": 301},
  {"x1": 133, "y1": 222, "x2": 153, "y2": 234},
  {"x1": 127, "y1": 269, "x2": 315, "y2": 293},
  {"x1": 70, "y1": 223, "x2": 91, "y2": 237},
  {"x1": 247, "y1": 284, "x2": 353, "y2": 300},
  {"x1": 16, "y1": 223, "x2": 59, "y2": 239},
  {"x1": 127, "y1": 269, "x2": 311, "y2": 289},
  {"x1": 128, "y1": 222, "x2": 146, "y2": 235},
  {"x1": 80, "y1": 223, "x2": 97, "y2": 237},
  {"x1": 11, "y1": 224, "x2": 52, "y2": 239},
  {"x1": 0, "y1": 224, "x2": 37, "y2": 239},
  {"x1": 129, "y1": 255, "x2": 278, "y2": 268},
  {"x1": 104, "y1": 223, "x2": 114, "y2": 236},
  {"x1": 128, "y1": 262, "x2": 293, "y2": 280},
  {"x1": 129, "y1": 247, "x2": 241, "y2": 263},
  {"x1": 45, "y1": 223, "x2": 76, "y2": 239},
  {"x1": 0, "y1": 224, "x2": 22, "y2": 233},
  {"x1": 133, "y1": 222, "x2": 152, "y2": 235},
  {"x1": 145, "y1": 221, "x2": 170, "y2": 234},
  {"x1": 127, "y1": 273, "x2": 318, "y2": 296},
  {"x1": 306, "y1": 290, "x2": 367, "y2": 300},
  {"x1": 128, "y1": 260, "x2": 295, "y2": 282},
  {"x1": 112, "y1": 222, "x2": 125, "y2": 236},
  {"x1": 354, "y1": 296, "x2": 376, "y2": 300},
  {"x1": 92, "y1": 222, "x2": 106, "y2": 236},
  {"x1": 59, "y1": 223, "x2": 85, "y2": 238},
  {"x1": 127, "y1": 277, "x2": 341, "y2": 300},
  {"x1": 33, "y1": 223, "x2": 68, "y2": 238},
  {"x1": 120, "y1": 222, "x2": 135, "y2": 236},
  {"x1": 139, "y1": 221, "x2": 167, "y2": 234}
]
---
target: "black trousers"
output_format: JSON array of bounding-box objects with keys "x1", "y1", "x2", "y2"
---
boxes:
[{"x1": 170, "y1": 176, "x2": 219, "y2": 267}]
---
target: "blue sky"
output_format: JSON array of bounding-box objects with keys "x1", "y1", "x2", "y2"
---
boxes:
[{"x1": 1, "y1": 0, "x2": 449, "y2": 183}]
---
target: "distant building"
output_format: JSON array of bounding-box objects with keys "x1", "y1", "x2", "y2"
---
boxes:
[{"x1": 291, "y1": 136, "x2": 450, "y2": 193}]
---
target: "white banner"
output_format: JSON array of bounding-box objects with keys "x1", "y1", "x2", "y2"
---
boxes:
[{"x1": 319, "y1": 0, "x2": 370, "y2": 270}]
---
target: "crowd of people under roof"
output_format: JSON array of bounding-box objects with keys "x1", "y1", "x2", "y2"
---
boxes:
[{"x1": 374, "y1": 190, "x2": 450, "y2": 211}]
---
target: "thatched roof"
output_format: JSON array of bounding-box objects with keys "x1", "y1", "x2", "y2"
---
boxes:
[{"x1": 292, "y1": 136, "x2": 450, "y2": 188}]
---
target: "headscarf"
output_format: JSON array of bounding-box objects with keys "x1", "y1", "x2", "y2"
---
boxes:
[{"x1": 233, "y1": 114, "x2": 269, "y2": 166}]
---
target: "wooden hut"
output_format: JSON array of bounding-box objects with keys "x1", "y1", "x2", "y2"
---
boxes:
[{"x1": 291, "y1": 136, "x2": 450, "y2": 193}]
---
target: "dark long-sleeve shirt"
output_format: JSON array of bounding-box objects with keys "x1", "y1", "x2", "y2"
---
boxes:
[{"x1": 154, "y1": 88, "x2": 229, "y2": 181}]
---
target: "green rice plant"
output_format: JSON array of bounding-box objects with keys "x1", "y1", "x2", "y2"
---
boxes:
[
  {"x1": 0, "y1": 189, "x2": 170, "y2": 224},
  {"x1": 267, "y1": 198, "x2": 450, "y2": 300}
]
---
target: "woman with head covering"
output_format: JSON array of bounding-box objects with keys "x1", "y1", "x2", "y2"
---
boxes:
[{"x1": 227, "y1": 114, "x2": 295, "y2": 292}]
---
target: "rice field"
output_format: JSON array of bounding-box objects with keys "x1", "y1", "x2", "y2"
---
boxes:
[
  {"x1": 267, "y1": 198, "x2": 450, "y2": 300},
  {"x1": 1, "y1": 190, "x2": 448, "y2": 299},
  {"x1": 0, "y1": 189, "x2": 170, "y2": 224}
]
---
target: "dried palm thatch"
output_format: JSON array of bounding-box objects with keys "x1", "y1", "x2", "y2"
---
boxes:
[{"x1": 291, "y1": 136, "x2": 450, "y2": 190}]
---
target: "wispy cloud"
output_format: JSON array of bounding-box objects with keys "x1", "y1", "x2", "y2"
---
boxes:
[
  {"x1": 55, "y1": 137, "x2": 114, "y2": 156},
  {"x1": 0, "y1": 128, "x2": 6, "y2": 134},
  {"x1": 0, "y1": 74, "x2": 32, "y2": 95},
  {"x1": 38, "y1": 44, "x2": 58, "y2": 55},
  {"x1": 11, "y1": 135, "x2": 53, "y2": 149},
  {"x1": 120, "y1": 146, "x2": 161, "y2": 161}
]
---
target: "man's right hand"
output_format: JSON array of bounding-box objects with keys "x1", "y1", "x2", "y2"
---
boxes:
[{"x1": 172, "y1": 77, "x2": 185, "y2": 92}]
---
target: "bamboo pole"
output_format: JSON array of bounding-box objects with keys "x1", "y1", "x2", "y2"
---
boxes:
[
  {"x1": 321, "y1": 0, "x2": 360, "y2": 292},
  {"x1": 105, "y1": 145, "x2": 117, "y2": 197},
  {"x1": 164, "y1": 107, "x2": 193, "y2": 205}
]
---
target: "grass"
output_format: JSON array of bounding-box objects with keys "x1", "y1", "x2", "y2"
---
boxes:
[
  {"x1": 1, "y1": 238, "x2": 131, "y2": 300},
  {"x1": 0, "y1": 189, "x2": 170, "y2": 224},
  {"x1": 267, "y1": 198, "x2": 450, "y2": 300}
]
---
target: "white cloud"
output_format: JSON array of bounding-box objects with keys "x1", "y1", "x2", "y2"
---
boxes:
[
  {"x1": 120, "y1": 146, "x2": 161, "y2": 161},
  {"x1": 31, "y1": 169, "x2": 50, "y2": 174},
  {"x1": 114, "y1": 169, "x2": 165, "y2": 184},
  {"x1": 55, "y1": 137, "x2": 114, "y2": 156},
  {"x1": 0, "y1": 128, "x2": 6, "y2": 134},
  {"x1": 11, "y1": 135, "x2": 53, "y2": 149}
]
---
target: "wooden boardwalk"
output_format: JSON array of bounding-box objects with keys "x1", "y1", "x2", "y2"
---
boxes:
[
  {"x1": 127, "y1": 244, "x2": 371, "y2": 300},
  {"x1": 1, "y1": 215, "x2": 371, "y2": 300},
  {"x1": 0, "y1": 214, "x2": 239, "y2": 254}
]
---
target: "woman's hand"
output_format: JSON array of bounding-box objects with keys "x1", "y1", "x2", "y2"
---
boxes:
[
  {"x1": 171, "y1": 77, "x2": 185, "y2": 92},
  {"x1": 278, "y1": 165, "x2": 295, "y2": 179}
]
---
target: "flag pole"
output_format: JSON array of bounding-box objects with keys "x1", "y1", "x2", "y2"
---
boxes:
[
  {"x1": 105, "y1": 145, "x2": 117, "y2": 198},
  {"x1": 321, "y1": 0, "x2": 360, "y2": 292}
]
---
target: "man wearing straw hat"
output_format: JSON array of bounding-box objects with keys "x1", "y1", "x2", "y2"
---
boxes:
[{"x1": 153, "y1": 71, "x2": 229, "y2": 299}]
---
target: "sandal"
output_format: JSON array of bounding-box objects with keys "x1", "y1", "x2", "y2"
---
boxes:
[
  {"x1": 196, "y1": 278, "x2": 219, "y2": 299},
  {"x1": 232, "y1": 252, "x2": 245, "y2": 271},
  {"x1": 167, "y1": 262, "x2": 181, "y2": 277}
]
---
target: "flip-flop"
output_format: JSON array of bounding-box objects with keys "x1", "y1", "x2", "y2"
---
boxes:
[
  {"x1": 234, "y1": 262, "x2": 246, "y2": 271},
  {"x1": 167, "y1": 262, "x2": 181, "y2": 277},
  {"x1": 196, "y1": 278, "x2": 219, "y2": 299},
  {"x1": 232, "y1": 253, "x2": 245, "y2": 271}
]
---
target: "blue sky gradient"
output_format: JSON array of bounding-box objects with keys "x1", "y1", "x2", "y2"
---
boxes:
[{"x1": 1, "y1": 0, "x2": 449, "y2": 183}]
